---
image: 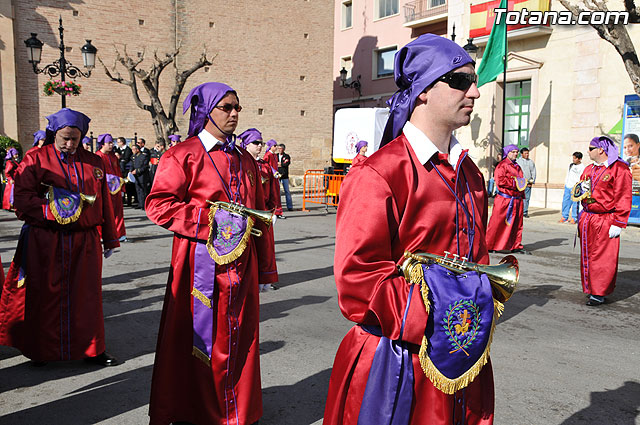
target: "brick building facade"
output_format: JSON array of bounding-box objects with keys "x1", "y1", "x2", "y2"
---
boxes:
[{"x1": 0, "y1": 0, "x2": 334, "y2": 176}]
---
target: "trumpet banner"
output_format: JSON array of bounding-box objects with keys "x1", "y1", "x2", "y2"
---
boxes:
[
  {"x1": 206, "y1": 204, "x2": 255, "y2": 265},
  {"x1": 408, "y1": 263, "x2": 503, "y2": 394}
]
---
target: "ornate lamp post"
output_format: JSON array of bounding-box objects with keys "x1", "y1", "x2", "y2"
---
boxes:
[
  {"x1": 339, "y1": 67, "x2": 362, "y2": 97},
  {"x1": 24, "y1": 16, "x2": 97, "y2": 108},
  {"x1": 463, "y1": 38, "x2": 479, "y2": 62}
]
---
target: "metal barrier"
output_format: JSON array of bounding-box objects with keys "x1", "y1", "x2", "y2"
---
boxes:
[{"x1": 302, "y1": 169, "x2": 346, "y2": 212}]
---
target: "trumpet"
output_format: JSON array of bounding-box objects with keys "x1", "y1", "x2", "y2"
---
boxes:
[
  {"x1": 40, "y1": 183, "x2": 96, "y2": 205},
  {"x1": 399, "y1": 250, "x2": 519, "y2": 303},
  {"x1": 571, "y1": 177, "x2": 595, "y2": 203},
  {"x1": 206, "y1": 200, "x2": 274, "y2": 237}
]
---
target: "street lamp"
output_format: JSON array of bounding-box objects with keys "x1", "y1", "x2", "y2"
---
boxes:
[
  {"x1": 339, "y1": 67, "x2": 362, "y2": 97},
  {"x1": 24, "y1": 16, "x2": 97, "y2": 108},
  {"x1": 463, "y1": 38, "x2": 479, "y2": 62}
]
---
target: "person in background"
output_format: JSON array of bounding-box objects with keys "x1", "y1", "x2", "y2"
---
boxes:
[
  {"x1": 168, "y1": 134, "x2": 181, "y2": 148},
  {"x1": 115, "y1": 137, "x2": 135, "y2": 207},
  {"x1": 263, "y1": 139, "x2": 284, "y2": 218},
  {"x1": 130, "y1": 144, "x2": 150, "y2": 210},
  {"x1": 350, "y1": 140, "x2": 368, "y2": 167},
  {"x1": 277, "y1": 143, "x2": 293, "y2": 211},
  {"x1": 623, "y1": 133, "x2": 639, "y2": 165},
  {"x1": 578, "y1": 136, "x2": 632, "y2": 306},
  {"x1": 150, "y1": 139, "x2": 166, "y2": 183},
  {"x1": 82, "y1": 136, "x2": 92, "y2": 151},
  {"x1": 559, "y1": 152, "x2": 585, "y2": 224},
  {"x1": 516, "y1": 147, "x2": 536, "y2": 218},
  {"x1": 96, "y1": 133, "x2": 127, "y2": 242},
  {"x1": 26, "y1": 130, "x2": 46, "y2": 156},
  {"x1": 2, "y1": 148, "x2": 20, "y2": 211}
]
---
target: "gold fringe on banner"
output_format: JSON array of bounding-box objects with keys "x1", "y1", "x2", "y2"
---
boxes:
[
  {"x1": 192, "y1": 346, "x2": 212, "y2": 367},
  {"x1": 48, "y1": 187, "x2": 83, "y2": 225},
  {"x1": 108, "y1": 178, "x2": 125, "y2": 195},
  {"x1": 206, "y1": 205, "x2": 254, "y2": 265},
  {"x1": 191, "y1": 287, "x2": 212, "y2": 309}
]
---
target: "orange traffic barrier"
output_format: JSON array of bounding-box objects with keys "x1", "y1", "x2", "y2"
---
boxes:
[{"x1": 302, "y1": 169, "x2": 346, "y2": 211}]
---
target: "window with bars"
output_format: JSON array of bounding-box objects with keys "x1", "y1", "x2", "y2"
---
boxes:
[
  {"x1": 376, "y1": 0, "x2": 399, "y2": 19},
  {"x1": 504, "y1": 80, "x2": 531, "y2": 148}
]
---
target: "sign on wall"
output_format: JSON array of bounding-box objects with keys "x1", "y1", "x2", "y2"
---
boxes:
[{"x1": 470, "y1": 0, "x2": 551, "y2": 38}]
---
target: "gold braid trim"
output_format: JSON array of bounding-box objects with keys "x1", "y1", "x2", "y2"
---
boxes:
[
  {"x1": 191, "y1": 287, "x2": 212, "y2": 309},
  {"x1": 494, "y1": 299, "x2": 504, "y2": 319},
  {"x1": 192, "y1": 346, "x2": 212, "y2": 366},
  {"x1": 48, "y1": 187, "x2": 84, "y2": 225},
  {"x1": 17, "y1": 277, "x2": 25, "y2": 288},
  {"x1": 206, "y1": 205, "x2": 254, "y2": 265}
]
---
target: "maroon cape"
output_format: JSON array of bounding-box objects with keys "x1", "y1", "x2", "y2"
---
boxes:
[
  {"x1": 262, "y1": 150, "x2": 283, "y2": 215},
  {"x1": 579, "y1": 161, "x2": 632, "y2": 296},
  {"x1": 2, "y1": 159, "x2": 18, "y2": 210},
  {"x1": 0, "y1": 144, "x2": 119, "y2": 361},
  {"x1": 486, "y1": 159, "x2": 524, "y2": 251},
  {"x1": 145, "y1": 136, "x2": 278, "y2": 425},
  {"x1": 324, "y1": 134, "x2": 494, "y2": 425},
  {"x1": 96, "y1": 150, "x2": 126, "y2": 239}
]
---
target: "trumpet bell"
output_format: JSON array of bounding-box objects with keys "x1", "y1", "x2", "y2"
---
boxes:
[{"x1": 80, "y1": 194, "x2": 97, "y2": 205}]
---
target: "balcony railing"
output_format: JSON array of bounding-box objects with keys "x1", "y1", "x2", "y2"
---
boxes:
[{"x1": 403, "y1": 0, "x2": 447, "y2": 24}]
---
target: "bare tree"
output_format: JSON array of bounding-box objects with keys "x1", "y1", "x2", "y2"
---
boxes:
[
  {"x1": 99, "y1": 45, "x2": 215, "y2": 141},
  {"x1": 558, "y1": 0, "x2": 640, "y2": 96}
]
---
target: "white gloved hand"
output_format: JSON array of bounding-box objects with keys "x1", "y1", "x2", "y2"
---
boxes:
[
  {"x1": 608, "y1": 225, "x2": 622, "y2": 239},
  {"x1": 104, "y1": 249, "x2": 114, "y2": 259},
  {"x1": 272, "y1": 214, "x2": 278, "y2": 227}
]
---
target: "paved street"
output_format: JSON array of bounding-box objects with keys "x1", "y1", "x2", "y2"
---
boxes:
[{"x1": 1, "y1": 194, "x2": 639, "y2": 425}]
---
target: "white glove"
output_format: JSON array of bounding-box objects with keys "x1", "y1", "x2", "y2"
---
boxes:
[
  {"x1": 608, "y1": 225, "x2": 622, "y2": 239},
  {"x1": 104, "y1": 249, "x2": 114, "y2": 259},
  {"x1": 272, "y1": 214, "x2": 278, "y2": 227}
]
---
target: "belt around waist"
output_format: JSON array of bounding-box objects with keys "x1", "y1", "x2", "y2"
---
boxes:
[{"x1": 358, "y1": 324, "x2": 420, "y2": 354}]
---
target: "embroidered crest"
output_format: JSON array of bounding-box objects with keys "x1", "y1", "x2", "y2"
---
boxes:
[
  {"x1": 443, "y1": 300, "x2": 481, "y2": 356},
  {"x1": 602, "y1": 174, "x2": 611, "y2": 182},
  {"x1": 248, "y1": 170, "x2": 255, "y2": 187},
  {"x1": 93, "y1": 167, "x2": 104, "y2": 180},
  {"x1": 206, "y1": 205, "x2": 255, "y2": 264},
  {"x1": 514, "y1": 177, "x2": 527, "y2": 192},
  {"x1": 105, "y1": 174, "x2": 124, "y2": 195}
]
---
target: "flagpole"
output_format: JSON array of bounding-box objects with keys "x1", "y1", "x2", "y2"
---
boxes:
[{"x1": 501, "y1": 19, "x2": 507, "y2": 153}]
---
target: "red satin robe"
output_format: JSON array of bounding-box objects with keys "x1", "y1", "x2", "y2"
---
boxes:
[
  {"x1": 0, "y1": 144, "x2": 119, "y2": 361},
  {"x1": 26, "y1": 146, "x2": 40, "y2": 156},
  {"x1": 486, "y1": 159, "x2": 524, "y2": 251},
  {"x1": 257, "y1": 158, "x2": 279, "y2": 275},
  {"x1": 2, "y1": 159, "x2": 18, "y2": 210},
  {"x1": 145, "y1": 136, "x2": 278, "y2": 425},
  {"x1": 324, "y1": 134, "x2": 494, "y2": 425},
  {"x1": 578, "y1": 161, "x2": 632, "y2": 296},
  {"x1": 351, "y1": 153, "x2": 367, "y2": 167},
  {"x1": 96, "y1": 150, "x2": 126, "y2": 239},
  {"x1": 262, "y1": 150, "x2": 283, "y2": 215}
]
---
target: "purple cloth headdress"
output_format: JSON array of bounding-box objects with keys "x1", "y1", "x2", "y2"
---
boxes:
[
  {"x1": 33, "y1": 130, "x2": 46, "y2": 146},
  {"x1": 590, "y1": 136, "x2": 623, "y2": 167},
  {"x1": 266, "y1": 139, "x2": 277, "y2": 149},
  {"x1": 168, "y1": 134, "x2": 181, "y2": 142},
  {"x1": 182, "y1": 82, "x2": 237, "y2": 139},
  {"x1": 355, "y1": 140, "x2": 368, "y2": 154},
  {"x1": 97, "y1": 133, "x2": 113, "y2": 149},
  {"x1": 381, "y1": 34, "x2": 474, "y2": 146},
  {"x1": 238, "y1": 128, "x2": 263, "y2": 149},
  {"x1": 503, "y1": 144, "x2": 519, "y2": 157},
  {"x1": 44, "y1": 108, "x2": 91, "y2": 146},
  {"x1": 82, "y1": 136, "x2": 91, "y2": 145},
  {"x1": 5, "y1": 148, "x2": 18, "y2": 160}
]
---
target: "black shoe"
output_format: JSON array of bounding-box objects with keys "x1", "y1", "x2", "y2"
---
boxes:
[
  {"x1": 287, "y1": 208, "x2": 294, "y2": 211},
  {"x1": 84, "y1": 352, "x2": 119, "y2": 367},
  {"x1": 586, "y1": 296, "x2": 605, "y2": 306},
  {"x1": 524, "y1": 214, "x2": 530, "y2": 218}
]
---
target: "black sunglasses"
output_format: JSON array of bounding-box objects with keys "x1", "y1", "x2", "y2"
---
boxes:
[
  {"x1": 251, "y1": 141, "x2": 265, "y2": 146},
  {"x1": 215, "y1": 103, "x2": 242, "y2": 113},
  {"x1": 588, "y1": 146, "x2": 599, "y2": 151},
  {"x1": 437, "y1": 72, "x2": 478, "y2": 91}
]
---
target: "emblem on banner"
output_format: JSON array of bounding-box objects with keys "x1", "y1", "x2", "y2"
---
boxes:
[{"x1": 93, "y1": 167, "x2": 104, "y2": 180}]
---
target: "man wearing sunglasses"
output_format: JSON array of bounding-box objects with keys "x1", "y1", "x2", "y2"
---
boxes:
[
  {"x1": 578, "y1": 136, "x2": 632, "y2": 306},
  {"x1": 325, "y1": 34, "x2": 495, "y2": 425},
  {"x1": 145, "y1": 82, "x2": 276, "y2": 425}
]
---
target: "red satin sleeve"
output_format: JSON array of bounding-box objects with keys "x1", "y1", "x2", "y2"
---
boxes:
[
  {"x1": 145, "y1": 153, "x2": 210, "y2": 241},
  {"x1": 5, "y1": 161, "x2": 18, "y2": 180},
  {"x1": 13, "y1": 152, "x2": 48, "y2": 225},
  {"x1": 334, "y1": 163, "x2": 428, "y2": 346},
  {"x1": 99, "y1": 162, "x2": 120, "y2": 249},
  {"x1": 611, "y1": 163, "x2": 633, "y2": 228}
]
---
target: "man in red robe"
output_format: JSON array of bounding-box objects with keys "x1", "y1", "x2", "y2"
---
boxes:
[
  {"x1": 146, "y1": 82, "x2": 277, "y2": 425},
  {"x1": 26, "y1": 130, "x2": 46, "y2": 156},
  {"x1": 324, "y1": 34, "x2": 495, "y2": 425},
  {"x1": 239, "y1": 128, "x2": 279, "y2": 293},
  {"x1": 263, "y1": 139, "x2": 284, "y2": 218},
  {"x1": 486, "y1": 144, "x2": 526, "y2": 253},
  {"x1": 96, "y1": 133, "x2": 127, "y2": 241},
  {"x1": 578, "y1": 136, "x2": 632, "y2": 306},
  {"x1": 0, "y1": 108, "x2": 120, "y2": 366}
]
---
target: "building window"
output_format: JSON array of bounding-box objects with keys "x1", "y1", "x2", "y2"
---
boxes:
[
  {"x1": 342, "y1": 1, "x2": 353, "y2": 29},
  {"x1": 374, "y1": 46, "x2": 397, "y2": 78},
  {"x1": 376, "y1": 0, "x2": 399, "y2": 19},
  {"x1": 505, "y1": 80, "x2": 531, "y2": 147},
  {"x1": 430, "y1": 0, "x2": 446, "y2": 7},
  {"x1": 341, "y1": 56, "x2": 353, "y2": 80}
]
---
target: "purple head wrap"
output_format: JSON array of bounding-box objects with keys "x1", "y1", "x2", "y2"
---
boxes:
[
  {"x1": 168, "y1": 134, "x2": 181, "y2": 142},
  {"x1": 503, "y1": 144, "x2": 519, "y2": 158},
  {"x1": 381, "y1": 34, "x2": 474, "y2": 146},
  {"x1": 355, "y1": 140, "x2": 368, "y2": 154},
  {"x1": 182, "y1": 82, "x2": 237, "y2": 139},
  {"x1": 82, "y1": 136, "x2": 92, "y2": 145},
  {"x1": 5, "y1": 148, "x2": 18, "y2": 160},
  {"x1": 33, "y1": 130, "x2": 46, "y2": 146},
  {"x1": 96, "y1": 133, "x2": 113, "y2": 149},
  {"x1": 238, "y1": 128, "x2": 263, "y2": 149},
  {"x1": 44, "y1": 108, "x2": 91, "y2": 146},
  {"x1": 590, "y1": 136, "x2": 622, "y2": 167},
  {"x1": 266, "y1": 139, "x2": 277, "y2": 149}
]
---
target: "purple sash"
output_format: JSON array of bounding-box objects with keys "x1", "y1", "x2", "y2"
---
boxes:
[
  {"x1": 105, "y1": 173, "x2": 124, "y2": 195},
  {"x1": 47, "y1": 186, "x2": 85, "y2": 224},
  {"x1": 418, "y1": 264, "x2": 497, "y2": 394},
  {"x1": 9, "y1": 183, "x2": 14, "y2": 207},
  {"x1": 496, "y1": 191, "x2": 521, "y2": 225},
  {"x1": 192, "y1": 242, "x2": 217, "y2": 365},
  {"x1": 16, "y1": 224, "x2": 30, "y2": 288},
  {"x1": 206, "y1": 205, "x2": 254, "y2": 264},
  {"x1": 357, "y1": 285, "x2": 416, "y2": 425}
]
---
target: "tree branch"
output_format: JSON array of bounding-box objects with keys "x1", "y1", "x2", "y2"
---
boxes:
[{"x1": 168, "y1": 49, "x2": 216, "y2": 122}]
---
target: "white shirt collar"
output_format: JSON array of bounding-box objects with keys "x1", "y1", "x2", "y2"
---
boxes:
[
  {"x1": 197, "y1": 128, "x2": 242, "y2": 154},
  {"x1": 402, "y1": 121, "x2": 463, "y2": 169}
]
